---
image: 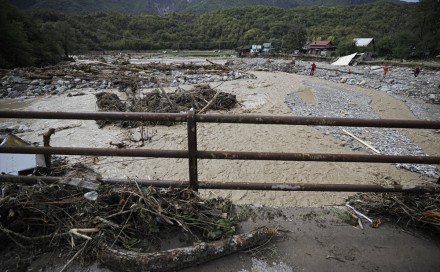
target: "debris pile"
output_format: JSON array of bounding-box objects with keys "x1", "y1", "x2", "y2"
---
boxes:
[
  {"x1": 348, "y1": 190, "x2": 440, "y2": 232},
  {"x1": 227, "y1": 58, "x2": 299, "y2": 74},
  {"x1": 0, "y1": 58, "x2": 255, "y2": 99},
  {"x1": 0, "y1": 156, "x2": 278, "y2": 270},
  {"x1": 140, "y1": 84, "x2": 237, "y2": 112},
  {"x1": 0, "y1": 179, "x2": 239, "y2": 264},
  {"x1": 95, "y1": 92, "x2": 128, "y2": 128},
  {"x1": 95, "y1": 84, "x2": 238, "y2": 127}
]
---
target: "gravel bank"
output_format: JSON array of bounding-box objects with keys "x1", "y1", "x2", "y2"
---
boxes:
[{"x1": 285, "y1": 80, "x2": 438, "y2": 178}]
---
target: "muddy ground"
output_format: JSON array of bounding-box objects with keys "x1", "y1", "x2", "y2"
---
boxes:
[{"x1": 2, "y1": 206, "x2": 440, "y2": 272}]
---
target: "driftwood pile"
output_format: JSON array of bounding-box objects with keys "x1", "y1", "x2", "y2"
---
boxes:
[
  {"x1": 22, "y1": 59, "x2": 231, "y2": 88},
  {"x1": 0, "y1": 181, "x2": 236, "y2": 249},
  {"x1": 0, "y1": 169, "x2": 278, "y2": 271},
  {"x1": 348, "y1": 190, "x2": 440, "y2": 232},
  {"x1": 96, "y1": 84, "x2": 237, "y2": 127},
  {"x1": 95, "y1": 92, "x2": 128, "y2": 128},
  {"x1": 139, "y1": 84, "x2": 237, "y2": 113}
]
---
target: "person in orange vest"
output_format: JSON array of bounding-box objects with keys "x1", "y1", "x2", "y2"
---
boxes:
[
  {"x1": 383, "y1": 65, "x2": 389, "y2": 78},
  {"x1": 310, "y1": 62, "x2": 316, "y2": 76}
]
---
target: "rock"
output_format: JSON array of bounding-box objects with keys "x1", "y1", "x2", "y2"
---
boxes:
[
  {"x1": 8, "y1": 91, "x2": 21, "y2": 98},
  {"x1": 74, "y1": 78, "x2": 81, "y2": 83},
  {"x1": 67, "y1": 92, "x2": 86, "y2": 97},
  {"x1": 380, "y1": 86, "x2": 391, "y2": 92},
  {"x1": 11, "y1": 76, "x2": 25, "y2": 84},
  {"x1": 30, "y1": 79, "x2": 39, "y2": 85},
  {"x1": 347, "y1": 79, "x2": 356, "y2": 85},
  {"x1": 57, "y1": 86, "x2": 67, "y2": 95}
]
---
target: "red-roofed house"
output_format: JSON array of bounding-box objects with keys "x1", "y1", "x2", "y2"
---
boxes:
[{"x1": 307, "y1": 40, "x2": 336, "y2": 56}]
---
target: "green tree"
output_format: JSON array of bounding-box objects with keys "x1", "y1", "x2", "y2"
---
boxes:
[
  {"x1": 336, "y1": 38, "x2": 357, "y2": 56},
  {"x1": 415, "y1": 0, "x2": 440, "y2": 56},
  {"x1": 376, "y1": 36, "x2": 394, "y2": 57},
  {"x1": 41, "y1": 21, "x2": 86, "y2": 58},
  {"x1": 0, "y1": 0, "x2": 34, "y2": 68},
  {"x1": 283, "y1": 21, "x2": 307, "y2": 51}
]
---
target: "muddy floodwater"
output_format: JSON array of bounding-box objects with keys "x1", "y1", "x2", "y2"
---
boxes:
[{"x1": 0, "y1": 98, "x2": 35, "y2": 122}]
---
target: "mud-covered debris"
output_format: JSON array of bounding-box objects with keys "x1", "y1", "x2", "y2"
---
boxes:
[
  {"x1": 96, "y1": 84, "x2": 237, "y2": 128},
  {"x1": 0, "y1": 180, "x2": 237, "y2": 264},
  {"x1": 347, "y1": 190, "x2": 440, "y2": 232},
  {"x1": 141, "y1": 84, "x2": 237, "y2": 113},
  {"x1": 95, "y1": 92, "x2": 127, "y2": 127}
]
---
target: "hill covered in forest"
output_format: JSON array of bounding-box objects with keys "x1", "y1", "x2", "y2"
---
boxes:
[
  {"x1": 8, "y1": 0, "x2": 404, "y2": 15},
  {"x1": 1, "y1": 0, "x2": 438, "y2": 69}
]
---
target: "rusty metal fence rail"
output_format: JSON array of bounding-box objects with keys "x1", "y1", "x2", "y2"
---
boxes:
[{"x1": 0, "y1": 110, "x2": 439, "y2": 193}]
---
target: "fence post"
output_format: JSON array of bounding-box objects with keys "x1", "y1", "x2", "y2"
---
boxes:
[{"x1": 187, "y1": 109, "x2": 198, "y2": 191}]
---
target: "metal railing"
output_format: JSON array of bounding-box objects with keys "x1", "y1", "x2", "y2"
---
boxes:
[{"x1": 1, "y1": 110, "x2": 439, "y2": 193}]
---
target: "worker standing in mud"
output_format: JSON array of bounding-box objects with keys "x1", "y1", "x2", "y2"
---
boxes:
[
  {"x1": 310, "y1": 62, "x2": 316, "y2": 76},
  {"x1": 383, "y1": 65, "x2": 389, "y2": 78},
  {"x1": 414, "y1": 66, "x2": 421, "y2": 77}
]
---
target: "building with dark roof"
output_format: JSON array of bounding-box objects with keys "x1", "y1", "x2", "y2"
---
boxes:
[{"x1": 307, "y1": 40, "x2": 336, "y2": 56}]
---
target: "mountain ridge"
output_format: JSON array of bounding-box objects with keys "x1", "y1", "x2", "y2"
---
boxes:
[{"x1": 8, "y1": 0, "x2": 405, "y2": 15}]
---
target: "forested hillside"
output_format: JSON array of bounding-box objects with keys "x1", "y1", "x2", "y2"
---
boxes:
[
  {"x1": 9, "y1": 0, "x2": 399, "y2": 15},
  {"x1": 1, "y1": 0, "x2": 439, "y2": 68},
  {"x1": 8, "y1": 0, "x2": 191, "y2": 15},
  {"x1": 181, "y1": 0, "x2": 401, "y2": 14}
]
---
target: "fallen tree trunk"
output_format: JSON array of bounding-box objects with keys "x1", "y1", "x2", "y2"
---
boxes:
[
  {"x1": 99, "y1": 226, "x2": 278, "y2": 272},
  {"x1": 198, "y1": 89, "x2": 221, "y2": 114}
]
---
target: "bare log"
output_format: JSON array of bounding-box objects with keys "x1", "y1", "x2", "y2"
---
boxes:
[
  {"x1": 99, "y1": 226, "x2": 278, "y2": 272},
  {"x1": 205, "y1": 58, "x2": 223, "y2": 68},
  {"x1": 205, "y1": 59, "x2": 229, "y2": 72},
  {"x1": 153, "y1": 78, "x2": 176, "y2": 109},
  {"x1": 198, "y1": 89, "x2": 221, "y2": 114},
  {"x1": 342, "y1": 129, "x2": 380, "y2": 154}
]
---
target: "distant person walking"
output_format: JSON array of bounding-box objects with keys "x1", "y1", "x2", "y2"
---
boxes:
[
  {"x1": 383, "y1": 65, "x2": 389, "y2": 78},
  {"x1": 414, "y1": 66, "x2": 421, "y2": 77},
  {"x1": 310, "y1": 62, "x2": 316, "y2": 76}
]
